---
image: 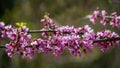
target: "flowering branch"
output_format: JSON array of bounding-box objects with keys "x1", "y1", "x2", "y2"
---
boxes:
[
  {"x1": 0, "y1": 37, "x2": 120, "y2": 48},
  {"x1": 0, "y1": 9, "x2": 120, "y2": 59}
]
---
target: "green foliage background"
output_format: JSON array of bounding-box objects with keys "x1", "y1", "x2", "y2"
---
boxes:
[{"x1": 0, "y1": 0, "x2": 120, "y2": 68}]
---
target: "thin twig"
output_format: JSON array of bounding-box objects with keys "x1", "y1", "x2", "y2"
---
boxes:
[
  {"x1": 28, "y1": 30, "x2": 57, "y2": 33},
  {"x1": 0, "y1": 46, "x2": 6, "y2": 48},
  {"x1": 104, "y1": 16, "x2": 114, "y2": 19},
  {"x1": 93, "y1": 37, "x2": 120, "y2": 43},
  {"x1": 28, "y1": 30, "x2": 84, "y2": 34}
]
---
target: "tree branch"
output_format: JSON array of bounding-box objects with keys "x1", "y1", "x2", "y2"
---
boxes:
[
  {"x1": 28, "y1": 30, "x2": 84, "y2": 34},
  {"x1": 93, "y1": 37, "x2": 120, "y2": 43},
  {"x1": 28, "y1": 30, "x2": 57, "y2": 33},
  {"x1": 0, "y1": 37, "x2": 120, "y2": 49},
  {"x1": 0, "y1": 46, "x2": 6, "y2": 48}
]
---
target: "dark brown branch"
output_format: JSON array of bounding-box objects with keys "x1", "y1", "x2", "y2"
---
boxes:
[
  {"x1": 28, "y1": 30, "x2": 84, "y2": 34},
  {"x1": 0, "y1": 46, "x2": 6, "y2": 48},
  {"x1": 93, "y1": 37, "x2": 120, "y2": 43},
  {"x1": 0, "y1": 37, "x2": 120, "y2": 49},
  {"x1": 28, "y1": 30, "x2": 57, "y2": 33}
]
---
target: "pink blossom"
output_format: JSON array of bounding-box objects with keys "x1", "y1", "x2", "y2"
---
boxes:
[
  {"x1": 0, "y1": 22, "x2": 5, "y2": 28},
  {"x1": 110, "y1": 17, "x2": 120, "y2": 27},
  {"x1": 89, "y1": 10, "x2": 99, "y2": 24},
  {"x1": 82, "y1": 30, "x2": 96, "y2": 52},
  {"x1": 5, "y1": 42, "x2": 15, "y2": 58},
  {"x1": 100, "y1": 10, "x2": 108, "y2": 26},
  {"x1": 40, "y1": 17, "x2": 57, "y2": 30},
  {"x1": 96, "y1": 30, "x2": 119, "y2": 52}
]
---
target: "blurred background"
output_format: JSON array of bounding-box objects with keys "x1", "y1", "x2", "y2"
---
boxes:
[{"x1": 0, "y1": 0, "x2": 120, "y2": 68}]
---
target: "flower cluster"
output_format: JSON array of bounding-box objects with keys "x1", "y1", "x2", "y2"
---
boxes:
[
  {"x1": 89, "y1": 9, "x2": 120, "y2": 27},
  {"x1": 40, "y1": 16, "x2": 57, "y2": 30},
  {"x1": 100, "y1": 10, "x2": 108, "y2": 25},
  {"x1": 0, "y1": 23, "x2": 33, "y2": 59},
  {"x1": 31, "y1": 34, "x2": 81, "y2": 56},
  {"x1": 96, "y1": 29, "x2": 119, "y2": 52},
  {"x1": 31, "y1": 39, "x2": 52, "y2": 54},
  {"x1": 81, "y1": 29, "x2": 96, "y2": 52},
  {"x1": 56, "y1": 25, "x2": 93, "y2": 35},
  {"x1": 40, "y1": 16, "x2": 57, "y2": 38},
  {"x1": 54, "y1": 35, "x2": 81, "y2": 56},
  {"x1": 89, "y1": 9, "x2": 99, "y2": 24},
  {"x1": 0, "y1": 10, "x2": 120, "y2": 59}
]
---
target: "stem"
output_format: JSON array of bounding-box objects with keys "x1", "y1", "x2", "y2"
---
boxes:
[
  {"x1": 28, "y1": 30, "x2": 84, "y2": 34},
  {"x1": 93, "y1": 37, "x2": 120, "y2": 43},
  {"x1": 0, "y1": 46, "x2": 6, "y2": 48},
  {"x1": 28, "y1": 30, "x2": 57, "y2": 33},
  {"x1": 105, "y1": 16, "x2": 114, "y2": 19},
  {"x1": 0, "y1": 37, "x2": 120, "y2": 49}
]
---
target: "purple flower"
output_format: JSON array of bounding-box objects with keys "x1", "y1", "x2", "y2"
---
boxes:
[
  {"x1": 1, "y1": 25, "x2": 13, "y2": 38},
  {"x1": 110, "y1": 18, "x2": 120, "y2": 27},
  {"x1": 21, "y1": 26, "x2": 29, "y2": 34},
  {"x1": 40, "y1": 17, "x2": 57, "y2": 30},
  {"x1": 69, "y1": 48, "x2": 81, "y2": 56},
  {"x1": 54, "y1": 35, "x2": 81, "y2": 56},
  {"x1": 31, "y1": 39, "x2": 52, "y2": 54},
  {"x1": 57, "y1": 26, "x2": 75, "y2": 34},
  {"x1": 23, "y1": 48, "x2": 34, "y2": 59},
  {"x1": 5, "y1": 42, "x2": 15, "y2": 58},
  {"x1": 89, "y1": 10, "x2": 99, "y2": 24},
  {"x1": 18, "y1": 27, "x2": 33, "y2": 58},
  {"x1": 68, "y1": 35, "x2": 81, "y2": 56},
  {"x1": 80, "y1": 25, "x2": 93, "y2": 33},
  {"x1": 0, "y1": 22, "x2": 5, "y2": 28},
  {"x1": 53, "y1": 46, "x2": 62, "y2": 56},
  {"x1": 7, "y1": 28, "x2": 18, "y2": 40},
  {"x1": 96, "y1": 29, "x2": 119, "y2": 52},
  {"x1": 97, "y1": 42, "x2": 112, "y2": 52},
  {"x1": 82, "y1": 30, "x2": 95, "y2": 52},
  {"x1": 41, "y1": 32, "x2": 49, "y2": 38},
  {"x1": 56, "y1": 25, "x2": 93, "y2": 35},
  {"x1": 96, "y1": 30, "x2": 118, "y2": 39},
  {"x1": 52, "y1": 36, "x2": 67, "y2": 56},
  {"x1": 100, "y1": 10, "x2": 108, "y2": 26},
  {"x1": 4, "y1": 25, "x2": 33, "y2": 59}
]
